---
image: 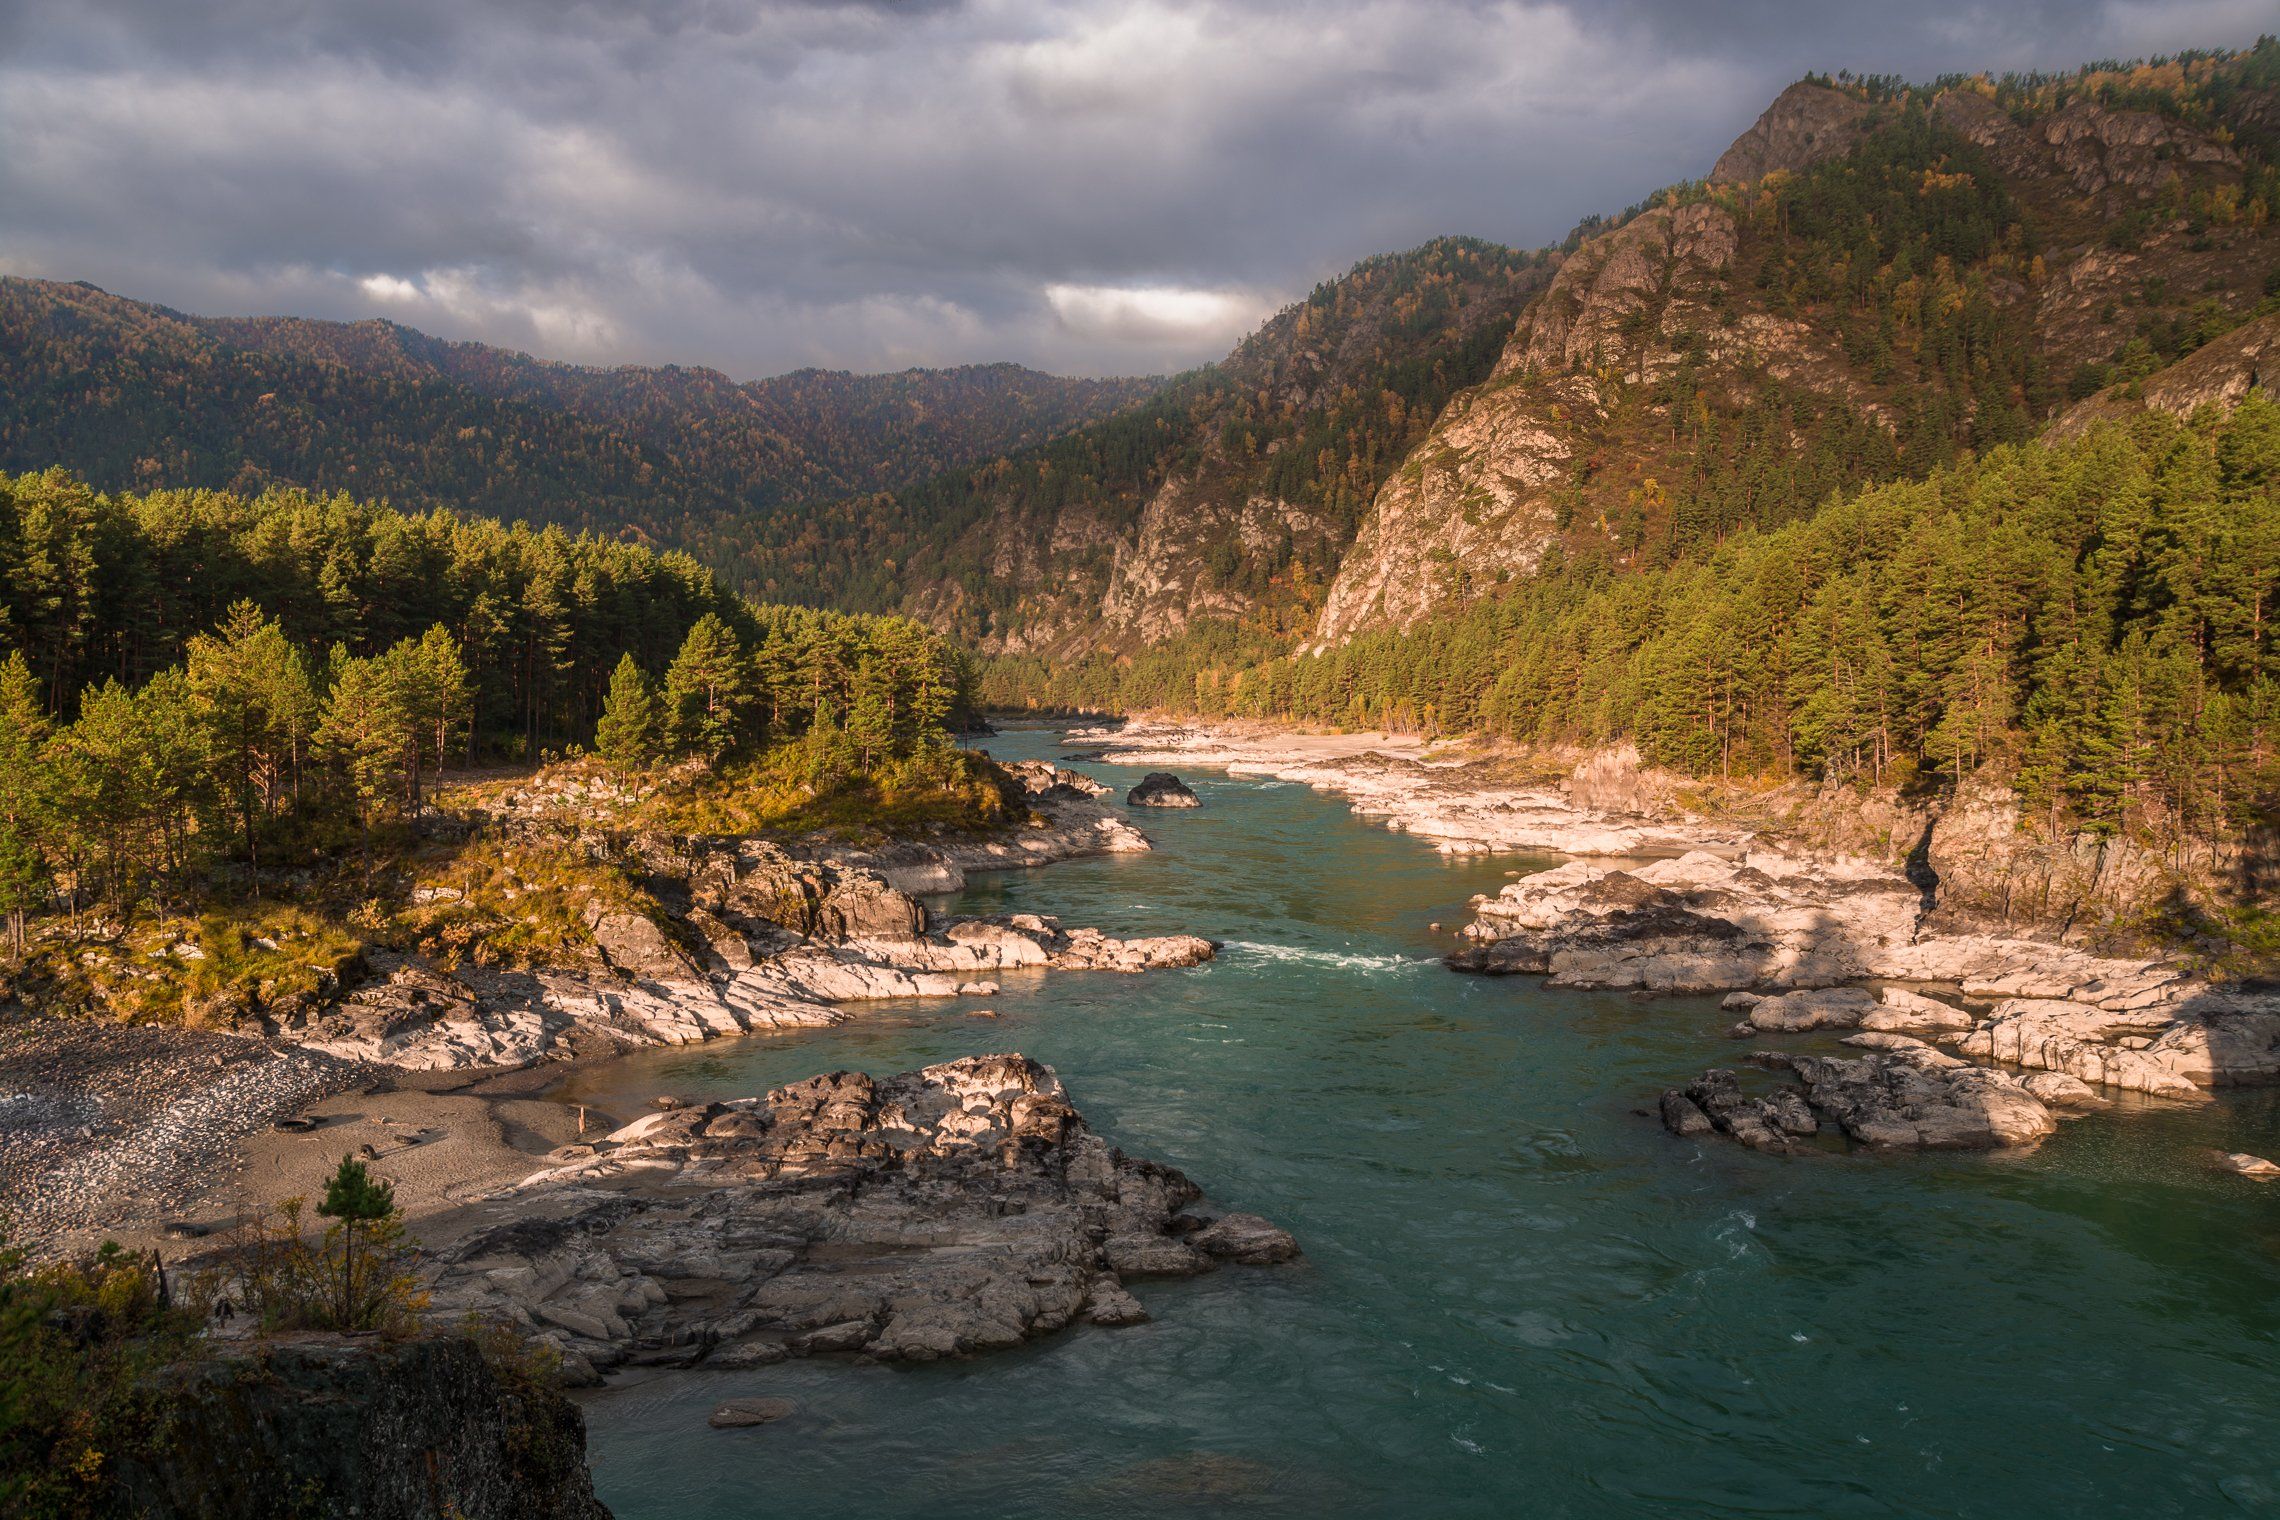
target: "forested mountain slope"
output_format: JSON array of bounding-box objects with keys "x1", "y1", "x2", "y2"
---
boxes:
[
  {"x1": 837, "y1": 238, "x2": 1554, "y2": 656},
  {"x1": 0, "y1": 278, "x2": 1157, "y2": 580},
  {"x1": 991, "y1": 391, "x2": 2279, "y2": 920},
  {"x1": 1315, "y1": 49, "x2": 2280, "y2": 642}
]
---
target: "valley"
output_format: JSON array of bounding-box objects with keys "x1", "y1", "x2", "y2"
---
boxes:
[{"x1": 3, "y1": 36, "x2": 2278, "y2": 1520}]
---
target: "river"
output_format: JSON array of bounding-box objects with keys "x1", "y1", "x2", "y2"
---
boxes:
[{"x1": 566, "y1": 724, "x2": 2280, "y2": 1519}]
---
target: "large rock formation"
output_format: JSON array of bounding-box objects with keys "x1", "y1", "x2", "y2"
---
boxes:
[
  {"x1": 1456, "y1": 848, "x2": 2280, "y2": 1151},
  {"x1": 1447, "y1": 850, "x2": 1923, "y2": 991},
  {"x1": 423, "y1": 1055, "x2": 1298, "y2": 1376},
  {"x1": 1709, "y1": 81, "x2": 1874, "y2": 184},
  {"x1": 2046, "y1": 311, "x2": 2280, "y2": 441},
  {"x1": 95, "y1": 1335, "x2": 611, "y2": 1520},
  {"x1": 246, "y1": 757, "x2": 1204, "y2": 1073}
]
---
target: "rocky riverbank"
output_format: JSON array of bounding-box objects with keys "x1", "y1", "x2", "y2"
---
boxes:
[
  {"x1": 1080, "y1": 718, "x2": 2279, "y2": 1155},
  {"x1": 1075, "y1": 720, "x2": 1743, "y2": 856},
  {"x1": 406, "y1": 1054, "x2": 1298, "y2": 1381},
  {"x1": 4, "y1": 761, "x2": 1212, "y2": 1247},
  {"x1": 1451, "y1": 848, "x2": 2280, "y2": 1152}
]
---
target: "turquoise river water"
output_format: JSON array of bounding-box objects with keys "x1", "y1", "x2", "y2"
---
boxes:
[{"x1": 566, "y1": 725, "x2": 2280, "y2": 1519}]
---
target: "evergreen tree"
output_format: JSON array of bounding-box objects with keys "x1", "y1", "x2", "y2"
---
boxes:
[
  {"x1": 316, "y1": 650, "x2": 409, "y2": 863},
  {"x1": 315, "y1": 1155, "x2": 398, "y2": 1332},
  {"x1": 847, "y1": 658, "x2": 895, "y2": 770},
  {"x1": 185, "y1": 602, "x2": 319, "y2": 878},
  {"x1": 594, "y1": 653, "x2": 661, "y2": 768},
  {"x1": 662, "y1": 614, "x2": 753, "y2": 759}
]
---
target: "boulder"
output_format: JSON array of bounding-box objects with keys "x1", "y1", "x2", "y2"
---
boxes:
[
  {"x1": 1083, "y1": 1278, "x2": 1150, "y2": 1326},
  {"x1": 1658, "y1": 1089, "x2": 1714, "y2": 1137},
  {"x1": 708, "y1": 1397, "x2": 796, "y2": 1429},
  {"x1": 2019, "y1": 1072, "x2": 2109, "y2": 1110},
  {"x1": 2215, "y1": 1151, "x2": 2280, "y2": 1180},
  {"x1": 1190, "y1": 1213, "x2": 1301, "y2": 1265},
  {"x1": 1675, "y1": 1068, "x2": 1795, "y2": 1152},
  {"x1": 1126, "y1": 772, "x2": 1201, "y2": 809},
  {"x1": 814, "y1": 871, "x2": 926, "y2": 941},
  {"x1": 590, "y1": 912, "x2": 699, "y2": 982},
  {"x1": 1860, "y1": 987, "x2": 1975, "y2": 1033},
  {"x1": 1769, "y1": 1049, "x2": 2056, "y2": 1150},
  {"x1": 1740, "y1": 986, "x2": 1879, "y2": 1032}
]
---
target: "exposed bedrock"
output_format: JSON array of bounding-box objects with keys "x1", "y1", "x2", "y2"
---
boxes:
[
  {"x1": 253, "y1": 768, "x2": 1206, "y2": 1073},
  {"x1": 95, "y1": 1335, "x2": 612, "y2": 1520},
  {"x1": 1458, "y1": 850, "x2": 2279, "y2": 1150},
  {"x1": 419, "y1": 1054, "x2": 1298, "y2": 1378}
]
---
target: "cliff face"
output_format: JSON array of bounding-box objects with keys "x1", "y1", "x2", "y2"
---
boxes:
[
  {"x1": 1708, "y1": 81, "x2": 1873, "y2": 184},
  {"x1": 890, "y1": 238, "x2": 1549, "y2": 657},
  {"x1": 1310, "y1": 76, "x2": 2279, "y2": 644},
  {"x1": 1313, "y1": 198, "x2": 1831, "y2": 641},
  {"x1": 97, "y1": 1335, "x2": 613, "y2": 1520},
  {"x1": 2046, "y1": 310, "x2": 2280, "y2": 439}
]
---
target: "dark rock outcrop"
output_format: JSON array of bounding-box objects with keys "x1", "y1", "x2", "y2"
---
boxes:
[
  {"x1": 1126, "y1": 773, "x2": 1201, "y2": 809},
  {"x1": 1666, "y1": 1046, "x2": 2057, "y2": 1153},
  {"x1": 97, "y1": 1335, "x2": 611, "y2": 1519}
]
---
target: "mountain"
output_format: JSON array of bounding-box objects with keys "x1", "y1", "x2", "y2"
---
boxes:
[
  {"x1": 5, "y1": 47, "x2": 2276, "y2": 669},
  {"x1": 0, "y1": 278, "x2": 1159, "y2": 566},
  {"x1": 1312, "y1": 56, "x2": 2280, "y2": 643},
  {"x1": 746, "y1": 46, "x2": 2273, "y2": 662},
  {"x1": 868, "y1": 237, "x2": 1553, "y2": 654}
]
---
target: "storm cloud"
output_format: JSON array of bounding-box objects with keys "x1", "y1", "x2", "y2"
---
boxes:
[{"x1": 0, "y1": 0, "x2": 2269, "y2": 377}]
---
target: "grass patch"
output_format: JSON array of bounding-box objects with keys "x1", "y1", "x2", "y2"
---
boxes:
[
  {"x1": 627, "y1": 745, "x2": 1021, "y2": 842},
  {"x1": 375, "y1": 838, "x2": 659, "y2": 971}
]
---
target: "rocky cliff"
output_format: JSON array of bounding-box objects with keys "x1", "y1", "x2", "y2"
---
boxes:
[
  {"x1": 95, "y1": 1334, "x2": 612, "y2": 1520},
  {"x1": 2047, "y1": 309, "x2": 2280, "y2": 439},
  {"x1": 891, "y1": 238, "x2": 1549, "y2": 656},
  {"x1": 1313, "y1": 69, "x2": 2280, "y2": 643}
]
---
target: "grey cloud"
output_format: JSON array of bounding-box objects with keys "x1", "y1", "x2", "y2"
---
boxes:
[{"x1": 0, "y1": 0, "x2": 2269, "y2": 377}]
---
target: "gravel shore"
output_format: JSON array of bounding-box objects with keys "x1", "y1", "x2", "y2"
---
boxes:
[{"x1": 0, "y1": 1013, "x2": 373, "y2": 1251}]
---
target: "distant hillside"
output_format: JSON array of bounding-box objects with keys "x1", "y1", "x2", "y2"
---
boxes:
[
  {"x1": 757, "y1": 44, "x2": 2277, "y2": 661},
  {"x1": 826, "y1": 236, "x2": 1554, "y2": 654},
  {"x1": 0, "y1": 278, "x2": 1159, "y2": 563}
]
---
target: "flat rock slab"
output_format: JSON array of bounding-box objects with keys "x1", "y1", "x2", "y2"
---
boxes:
[{"x1": 2216, "y1": 1151, "x2": 2280, "y2": 1180}]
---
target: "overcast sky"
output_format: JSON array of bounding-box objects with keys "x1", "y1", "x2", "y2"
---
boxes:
[{"x1": 1, "y1": 1, "x2": 2269, "y2": 379}]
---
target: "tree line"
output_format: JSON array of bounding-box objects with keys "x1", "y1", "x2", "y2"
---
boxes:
[
  {"x1": 990, "y1": 402, "x2": 2280, "y2": 860},
  {"x1": 0, "y1": 471, "x2": 976, "y2": 937}
]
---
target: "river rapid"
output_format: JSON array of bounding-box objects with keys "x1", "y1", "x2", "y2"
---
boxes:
[{"x1": 565, "y1": 725, "x2": 2280, "y2": 1519}]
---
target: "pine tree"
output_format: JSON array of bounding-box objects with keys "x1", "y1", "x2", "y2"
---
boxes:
[
  {"x1": 316, "y1": 1155, "x2": 398, "y2": 1331},
  {"x1": 316, "y1": 652, "x2": 409, "y2": 867},
  {"x1": 185, "y1": 601, "x2": 319, "y2": 880},
  {"x1": 594, "y1": 653, "x2": 660, "y2": 768},
  {"x1": 0, "y1": 658, "x2": 47, "y2": 958},
  {"x1": 847, "y1": 658, "x2": 895, "y2": 770},
  {"x1": 662, "y1": 614, "x2": 753, "y2": 759}
]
